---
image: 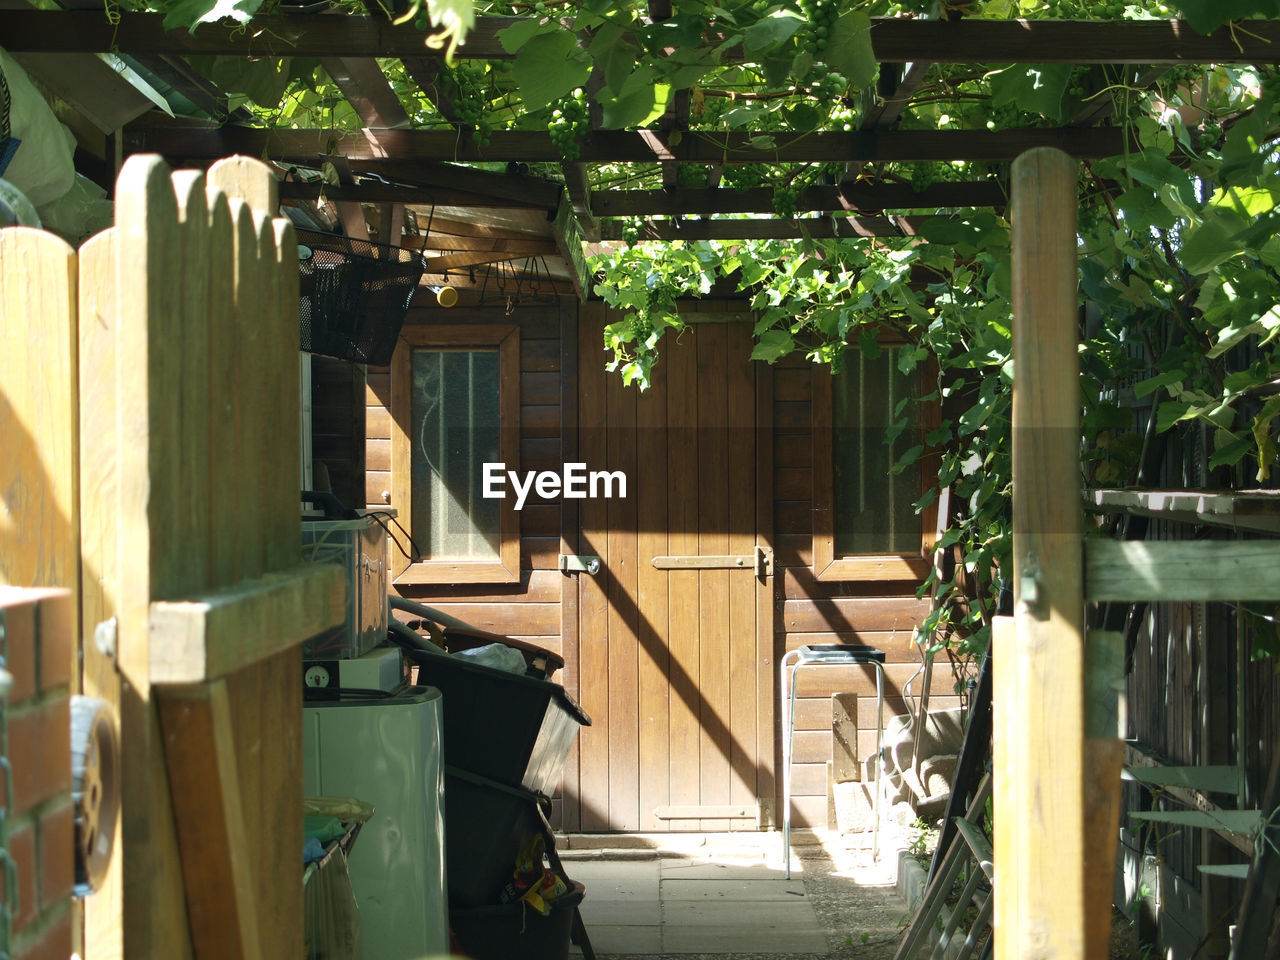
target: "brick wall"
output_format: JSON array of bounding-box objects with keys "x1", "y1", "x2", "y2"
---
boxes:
[{"x1": 0, "y1": 588, "x2": 74, "y2": 960}]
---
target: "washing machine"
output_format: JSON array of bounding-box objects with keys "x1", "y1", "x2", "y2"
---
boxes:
[{"x1": 303, "y1": 684, "x2": 449, "y2": 960}]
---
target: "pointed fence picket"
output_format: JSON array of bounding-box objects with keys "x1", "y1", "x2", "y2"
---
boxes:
[{"x1": 1, "y1": 153, "x2": 344, "y2": 960}]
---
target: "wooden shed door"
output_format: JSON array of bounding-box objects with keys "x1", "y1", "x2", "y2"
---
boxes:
[{"x1": 571, "y1": 308, "x2": 775, "y2": 832}]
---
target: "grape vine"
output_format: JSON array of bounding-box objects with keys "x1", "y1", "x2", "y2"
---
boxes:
[{"x1": 547, "y1": 88, "x2": 589, "y2": 161}]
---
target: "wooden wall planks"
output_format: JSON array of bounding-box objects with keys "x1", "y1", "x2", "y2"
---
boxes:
[{"x1": 359, "y1": 296, "x2": 952, "y2": 833}]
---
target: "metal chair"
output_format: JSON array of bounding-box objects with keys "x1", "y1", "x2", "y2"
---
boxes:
[{"x1": 780, "y1": 644, "x2": 886, "y2": 878}]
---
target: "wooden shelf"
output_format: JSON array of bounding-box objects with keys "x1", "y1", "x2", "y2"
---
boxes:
[{"x1": 1086, "y1": 488, "x2": 1280, "y2": 535}]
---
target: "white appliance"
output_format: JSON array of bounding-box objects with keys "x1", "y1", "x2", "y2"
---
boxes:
[{"x1": 303, "y1": 686, "x2": 449, "y2": 960}]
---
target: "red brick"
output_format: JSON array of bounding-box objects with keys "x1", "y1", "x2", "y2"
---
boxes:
[
  {"x1": 6, "y1": 698, "x2": 71, "y2": 815},
  {"x1": 14, "y1": 903, "x2": 71, "y2": 960},
  {"x1": 0, "y1": 819, "x2": 38, "y2": 933},
  {"x1": 37, "y1": 800, "x2": 74, "y2": 908},
  {"x1": 35, "y1": 593, "x2": 72, "y2": 693},
  {"x1": 1, "y1": 600, "x2": 38, "y2": 704}
]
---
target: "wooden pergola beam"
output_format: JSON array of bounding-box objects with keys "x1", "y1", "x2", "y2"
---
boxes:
[
  {"x1": 551, "y1": 190, "x2": 591, "y2": 300},
  {"x1": 124, "y1": 125, "x2": 1127, "y2": 164},
  {"x1": 591, "y1": 180, "x2": 1007, "y2": 215},
  {"x1": 599, "y1": 215, "x2": 930, "y2": 241},
  {"x1": 281, "y1": 178, "x2": 1003, "y2": 223},
  {"x1": 560, "y1": 162, "x2": 600, "y2": 241},
  {"x1": 403, "y1": 235, "x2": 559, "y2": 255},
  {"x1": 9, "y1": 12, "x2": 1280, "y2": 63},
  {"x1": 300, "y1": 158, "x2": 566, "y2": 207},
  {"x1": 279, "y1": 179, "x2": 553, "y2": 209},
  {"x1": 318, "y1": 56, "x2": 411, "y2": 129}
]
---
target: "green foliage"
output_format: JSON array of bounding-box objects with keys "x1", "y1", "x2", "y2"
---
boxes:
[
  {"x1": 589, "y1": 61, "x2": 1280, "y2": 656},
  {"x1": 130, "y1": 0, "x2": 1280, "y2": 659}
]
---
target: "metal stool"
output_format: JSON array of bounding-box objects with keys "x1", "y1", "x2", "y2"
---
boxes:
[{"x1": 780, "y1": 644, "x2": 886, "y2": 878}]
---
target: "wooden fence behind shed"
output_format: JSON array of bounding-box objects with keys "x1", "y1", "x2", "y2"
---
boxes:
[{"x1": 1, "y1": 154, "x2": 341, "y2": 960}]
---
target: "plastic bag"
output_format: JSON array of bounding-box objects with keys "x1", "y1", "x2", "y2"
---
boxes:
[
  {"x1": 36, "y1": 174, "x2": 113, "y2": 246},
  {"x1": 499, "y1": 833, "x2": 569, "y2": 916},
  {"x1": 0, "y1": 49, "x2": 76, "y2": 207},
  {"x1": 304, "y1": 842, "x2": 363, "y2": 960},
  {"x1": 454, "y1": 642, "x2": 526, "y2": 675}
]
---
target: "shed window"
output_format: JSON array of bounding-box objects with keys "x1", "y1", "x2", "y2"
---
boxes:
[
  {"x1": 832, "y1": 348, "x2": 924, "y2": 556},
  {"x1": 812, "y1": 345, "x2": 935, "y2": 581},
  {"x1": 391, "y1": 325, "x2": 520, "y2": 583},
  {"x1": 411, "y1": 349, "x2": 501, "y2": 560}
]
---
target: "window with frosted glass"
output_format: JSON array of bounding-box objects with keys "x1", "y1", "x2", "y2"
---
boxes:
[
  {"x1": 832, "y1": 347, "x2": 922, "y2": 555},
  {"x1": 410, "y1": 349, "x2": 501, "y2": 560}
]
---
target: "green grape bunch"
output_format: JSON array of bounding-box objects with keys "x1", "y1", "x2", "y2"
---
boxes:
[
  {"x1": 772, "y1": 181, "x2": 801, "y2": 218},
  {"x1": 722, "y1": 164, "x2": 770, "y2": 192},
  {"x1": 805, "y1": 62, "x2": 848, "y2": 101},
  {"x1": 452, "y1": 65, "x2": 494, "y2": 147},
  {"x1": 797, "y1": 0, "x2": 839, "y2": 56},
  {"x1": 548, "y1": 88, "x2": 590, "y2": 161}
]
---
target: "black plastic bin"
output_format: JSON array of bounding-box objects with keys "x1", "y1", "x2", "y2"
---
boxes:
[
  {"x1": 451, "y1": 880, "x2": 586, "y2": 960},
  {"x1": 415, "y1": 653, "x2": 591, "y2": 796},
  {"x1": 444, "y1": 767, "x2": 546, "y2": 907}
]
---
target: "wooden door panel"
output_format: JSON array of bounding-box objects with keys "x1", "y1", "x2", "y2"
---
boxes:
[
  {"x1": 575, "y1": 315, "x2": 773, "y2": 832},
  {"x1": 636, "y1": 359, "x2": 671, "y2": 832},
  {"x1": 696, "y1": 324, "x2": 732, "y2": 831},
  {"x1": 605, "y1": 363, "x2": 641, "y2": 831},
  {"x1": 727, "y1": 322, "x2": 761, "y2": 819},
  {"x1": 577, "y1": 307, "x2": 611, "y2": 832}
]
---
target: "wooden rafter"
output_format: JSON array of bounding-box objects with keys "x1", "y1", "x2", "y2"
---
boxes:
[
  {"x1": 660, "y1": 89, "x2": 691, "y2": 193},
  {"x1": 1070, "y1": 65, "x2": 1168, "y2": 127},
  {"x1": 318, "y1": 56, "x2": 411, "y2": 129},
  {"x1": 419, "y1": 267, "x2": 578, "y2": 297},
  {"x1": 280, "y1": 178, "x2": 552, "y2": 209},
  {"x1": 844, "y1": 59, "x2": 934, "y2": 183},
  {"x1": 560, "y1": 162, "x2": 600, "y2": 241},
  {"x1": 356, "y1": 0, "x2": 455, "y2": 117},
  {"x1": 10, "y1": 12, "x2": 1280, "y2": 63},
  {"x1": 589, "y1": 180, "x2": 1007, "y2": 216},
  {"x1": 278, "y1": 176, "x2": 1008, "y2": 216},
  {"x1": 401, "y1": 234, "x2": 559, "y2": 256},
  {"x1": 600, "y1": 215, "x2": 931, "y2": 241},
  {"x1": 124, "y1": 125, "x2": 1128, "y2": 163},
  {"x1": 344, "y1": 158, "x2": 565, "y2": 206},
  {"x1": 424, "y1": 251, "x2": 549, "y2": 270},
  {"x1": 552, "y1": 189, "x2": 591, "y2": 300}
]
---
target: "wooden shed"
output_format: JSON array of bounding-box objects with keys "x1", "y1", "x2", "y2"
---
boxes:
[
  {"x1": 8, "y1": 8, "x2": 1280, "y2": 959},
  {"x1": 358, "y1": 291, "x2": 956, "y2": 832}
]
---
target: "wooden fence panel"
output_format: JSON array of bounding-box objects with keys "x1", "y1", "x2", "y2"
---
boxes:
[
  {"x1": 0, "y1": 152, "x2": 328, "y2": 960},
  {"x1": 0, "y1": 228, "x2": 80, "y2": 602}
]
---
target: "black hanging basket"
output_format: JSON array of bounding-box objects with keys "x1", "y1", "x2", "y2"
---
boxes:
[{"x1": 297, "y1": 229, "x2": 426, "y2": 366}]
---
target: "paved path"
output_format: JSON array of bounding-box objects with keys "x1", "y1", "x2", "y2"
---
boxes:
[{"x1": 563, "y1": 838, "x2": 910, "y2": 960}]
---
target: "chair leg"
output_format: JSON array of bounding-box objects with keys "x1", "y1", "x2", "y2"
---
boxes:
[{"x1": 570, "y1": 906, "x2": 596, "y2": 960}]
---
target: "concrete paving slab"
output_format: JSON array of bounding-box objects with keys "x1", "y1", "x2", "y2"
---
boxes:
[
  {"x1": 578, "y1": 897, "x2": 661, "y2": 925},
  {"x1": 661, "y1": 859, "x2": 799, "y2": 881},
  {"x1": 571, "y1": 922, "x2": 663, "y2": 955},
  {"x1": 662, "y1": 899, "x2": 822, "y2": 927},
  {"x1": 661, "y1": 923, "x2": 830, "y2": 954},
  {"x1": 661, "y1": 877, "x2": 808, "y2": 901},
  {"x1": 569, "y1": 859, "x2": 661, "y2": 900}
]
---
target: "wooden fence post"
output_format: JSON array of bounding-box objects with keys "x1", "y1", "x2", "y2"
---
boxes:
[{"x1": 1000, "y1": 146, "x2": 1088, "y2": 959}]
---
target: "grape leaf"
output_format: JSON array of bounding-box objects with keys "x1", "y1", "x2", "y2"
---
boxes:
[
  {"x1": 741, "y1": 9, "x2": 805, "y2": 58},
  {"x1": 989, "y1": 63, "x2": 1072, "y2": 123},
  {"x1": 512, "y1": 31, "x2": 593, "y2": 112},
  {"x1": 824, "y1": 10, "x2": 876, "y2": 91},
  {"x1": 751, "y1": 329, "x2": 796, "y2": 362}
]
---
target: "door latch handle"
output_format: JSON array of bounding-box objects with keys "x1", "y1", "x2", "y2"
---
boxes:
[{"x1": 559, "y1": 554, "x2": 601, "y2": 575}]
